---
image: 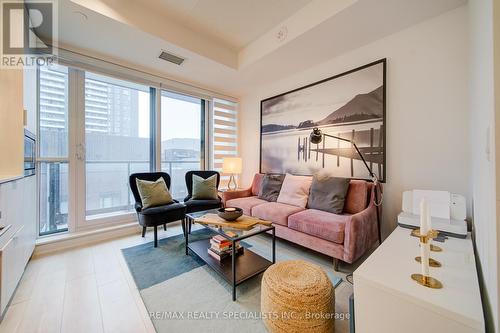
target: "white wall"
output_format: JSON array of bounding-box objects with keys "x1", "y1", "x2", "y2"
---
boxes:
[
  {"x1": 238, "y1": 6, "x2": 470, "y2": 238},
  {"x1": 469, "y1": 0, "x2": 499, "y2": 331}
]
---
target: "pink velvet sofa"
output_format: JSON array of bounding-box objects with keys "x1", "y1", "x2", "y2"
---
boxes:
[{"x1": 222, "y1": 174, "x2": 380, "y2": 268}]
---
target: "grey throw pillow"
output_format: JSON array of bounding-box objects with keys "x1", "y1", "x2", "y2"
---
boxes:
[
  {"x1": 307, "y1": 175, "x2": 350, "y2": 214},
  {"x1": 258, "y1": 174, "x2": 285, "y2": 202},
  {"x1": 135, "y1": 177, "x2": 173, "y2": 209},
  {"x1": 192, "y1": 174, "x2": 218, "y2": 200}
]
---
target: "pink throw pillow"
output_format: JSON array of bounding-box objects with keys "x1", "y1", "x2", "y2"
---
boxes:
[{"x1": 277, "y1": 174, "x2": 312, "y2": 208}]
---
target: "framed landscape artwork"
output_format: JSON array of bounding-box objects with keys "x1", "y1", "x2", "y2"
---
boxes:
[{"x1": 260, "y1": 59, "x2": 386, "y2": 182}]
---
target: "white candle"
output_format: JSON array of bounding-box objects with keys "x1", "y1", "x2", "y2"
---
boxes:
[
  {"x1": 225, "y1": 208, "x2": 236, "y2": 212},
  {"x1": 420, "y1": 198, "x2": 429, "y2": 234},
  {"x1": 421, "y1": 242, "x2": 430, "y2": 277},
  {"x1": 419, "y1": 198, "x2": 430, "y2": 277},
  {"x1": 426, "y1": 200, "x2": 432, "y2": 232}
]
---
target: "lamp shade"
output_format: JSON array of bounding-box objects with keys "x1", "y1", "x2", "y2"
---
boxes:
[{"x1": 222, "y1": 157, "x2": 242, "y2": 174}]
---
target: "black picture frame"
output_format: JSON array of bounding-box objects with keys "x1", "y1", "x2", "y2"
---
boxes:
[{"x1": 259, "y1": 58, "x2": 387, "y2": 182}]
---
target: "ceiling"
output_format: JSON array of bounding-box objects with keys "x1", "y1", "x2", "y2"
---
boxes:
[
  {"x1": 53, "y1": 0, "x2": 466, "y2": 97},
  {"x1": 140, "y1": 0, "x2": 313, "y2": 50}
]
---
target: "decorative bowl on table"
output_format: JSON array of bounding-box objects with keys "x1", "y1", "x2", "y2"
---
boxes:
[{"x1": 217, "y1": 207, "x2": 243, "y2": 221}]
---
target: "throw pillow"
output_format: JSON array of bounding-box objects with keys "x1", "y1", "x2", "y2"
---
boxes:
[
  {"x1": 135, "y1": 177, "x2": 173, "y2": 209},
  {"x1": 258, "y1": 174, "x2": 285, "y2": 202},
  {"x1": 307, "y1": 175, "x2": 350, "y2": 214},
  {"x1": 277, "y1": 174, "x2": 313, "y2": 208},
  {"x1": 192, "y1": 174, "x2": 218, "y2": 200}
]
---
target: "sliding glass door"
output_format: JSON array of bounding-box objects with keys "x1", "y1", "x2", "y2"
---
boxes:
[
  {"x1": 83, "y1": 72, "x2": 151, "y2": 221},
  {"x1": 160, "y1": 91, "x2": 205, "y2": 199},
  {"x1": 38, "y1": 64, "x2": 70, "y2": 235}
]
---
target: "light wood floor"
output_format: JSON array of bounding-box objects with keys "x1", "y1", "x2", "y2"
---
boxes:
[
  {"x1": 0, "y1": 223, "x2": 354, "y2": 333},
  {"x1": 0, "y1": 225, "x2": 186, "y2": 333}
]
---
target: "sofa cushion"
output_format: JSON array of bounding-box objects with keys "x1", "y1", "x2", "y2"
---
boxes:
[
  {"x1": 258, "y1": 174, "x2": 285, "y2": 202},
  {"x1": 277, "y1": 174, "x2": 312, "y2": 208},
  {"x1": 251, "y1": 202, "x2": 304, "y2": 226},
  {"x1": 344, "y1": 180, "x2": 369, "y2": 214},
  {"x1": 288, "y1": 209, "x2": 349, "y2": 244},
  {"x1": 225, "y1": 196, "x2": 267, "y2": 215},
  {"x1": 140, "y1": 202, "x2": 186, "y2": 215},
  {"x1": 184, "y1": 199, "x2": 221, "y2": 213},
  {"x1": 307, "y1": 175, "x2": 350, "y2": 214}
]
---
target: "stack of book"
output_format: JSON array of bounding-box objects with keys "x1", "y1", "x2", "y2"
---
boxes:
[{"x1": 208, "y1": 235, "x2": 244, "y2": 261}]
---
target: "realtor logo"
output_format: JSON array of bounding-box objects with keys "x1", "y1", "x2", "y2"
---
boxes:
[{"x1": 1, "y1": 0, "x2": 57, "y2": 68}]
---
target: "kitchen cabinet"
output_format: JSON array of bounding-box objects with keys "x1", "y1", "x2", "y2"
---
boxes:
[
  {"x1": 0, "y1": 176, "x2": 36, "y2": 317},
  {"x1": 354, "y1": 227, "x2": 484, "y2": 333}
]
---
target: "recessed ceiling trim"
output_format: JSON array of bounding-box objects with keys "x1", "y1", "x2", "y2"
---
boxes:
[{"x1": 238, "y1": 0, "x2": 358, "y2": 68}]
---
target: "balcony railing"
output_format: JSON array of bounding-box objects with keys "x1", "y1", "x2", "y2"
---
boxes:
[{"x1": 39, "y1": 160, "x2": 201, "y2": 235}]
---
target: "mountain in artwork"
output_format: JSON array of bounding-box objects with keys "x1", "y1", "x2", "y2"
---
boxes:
[
  {"x1": 262, "y1": 85, "x2": 384, "y2": 133},
  {"x1": 314, "y1": 86, "x2": 383, "y2": 126},
  {"x1": 261, "y1": 124, "x2": 297, "y2": 133}
]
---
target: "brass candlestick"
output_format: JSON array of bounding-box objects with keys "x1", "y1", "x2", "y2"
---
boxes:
[
  {"x1": 430, "y1": 244, "x2": 443, "y2": 252},
  {"x1": 415, "y1": 256, "x2": 441, "y2": 267},
  {"x1": 411, "y1": 229, "x2": 443, "y2": 289},
  {"x1": 411, "y1": 274, "x2": 443, "y2": 289},
  {"x1": 412, "y1": 228, "x2": 439, "y2": 242},
  {"x1": 413, "y1": 228, "x2": 442, "y2": 267},
  {"x1": 411, "y1": 229, "x2": 443, "y2": 252}
]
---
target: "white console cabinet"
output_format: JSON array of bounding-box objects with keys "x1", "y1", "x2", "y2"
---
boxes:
[
  {"x1": 0, "y1": 176, "x2": 36, "y2": 316},
  {"x1": 354, "y1": 227, "x2": 484, "y2": 333}
]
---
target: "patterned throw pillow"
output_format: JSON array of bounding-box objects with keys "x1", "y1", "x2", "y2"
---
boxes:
[
  {"x1": 135, "y1": 177, "x2": 173, "y2": 209},
  {"x1": 192, "y1": 174, "x2": 218, "y2": 200},
  {"x1": 307, "y1": 175, "x2": 350, "y2": 214}
]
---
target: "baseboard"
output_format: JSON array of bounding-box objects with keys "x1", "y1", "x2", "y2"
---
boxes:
[{"x1": 33, "y1": 222, "x2": 143, "y2": 257}]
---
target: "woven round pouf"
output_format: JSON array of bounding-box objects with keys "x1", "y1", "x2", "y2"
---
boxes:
[{"x1": 261, "y1": 260, "x2": 335, "y2": 333}]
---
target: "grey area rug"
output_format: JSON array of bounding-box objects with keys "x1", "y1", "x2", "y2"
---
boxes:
[
  {"x1": 121, "y1": 229, "x2": 214, "y2": 289},
  {"x1": 122, "y1": 229, "x2": 342, "y2": 333}
]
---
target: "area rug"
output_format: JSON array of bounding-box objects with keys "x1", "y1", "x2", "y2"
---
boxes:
[{"x1": 122, "y1": 229, "x2": 342, "y2": 332}]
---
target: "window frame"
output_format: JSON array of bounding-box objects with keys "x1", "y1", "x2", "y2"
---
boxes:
[{"x1": 35, "y1": 52, "x2": 237, "y2": 238}]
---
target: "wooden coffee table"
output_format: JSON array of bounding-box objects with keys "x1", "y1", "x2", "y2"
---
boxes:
[{"x1": 184, "y1": 209, "x2": 275, "y2": 301}]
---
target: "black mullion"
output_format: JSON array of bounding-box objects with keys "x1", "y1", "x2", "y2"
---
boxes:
[{"x1": 200, "y1": 99, "x2": 206, "y2": 170}]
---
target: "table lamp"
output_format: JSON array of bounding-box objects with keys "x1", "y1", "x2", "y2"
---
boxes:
[{"x1": 222, "y1": 157, "x2": 242, "y2": 191}]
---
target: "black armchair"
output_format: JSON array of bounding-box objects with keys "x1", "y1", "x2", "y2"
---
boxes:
[
  {"x1": 184, "y1": 171, "x2": 223, "y2": 232},
  {"x1": 129, "y1": 172, "x2": 186, "y2": 247}
]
